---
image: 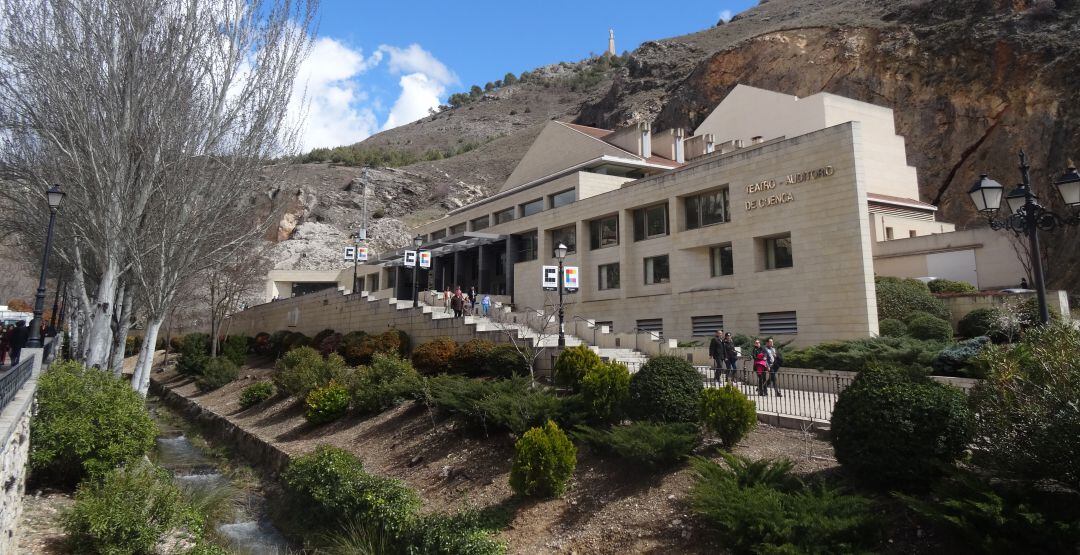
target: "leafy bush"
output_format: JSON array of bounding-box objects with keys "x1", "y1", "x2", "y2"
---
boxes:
[
  {"x1": 274, "y1": 346, "x2": 350, "y2": 398},
  {"x1": 906, "y1": 313, "x2": 953, "y2": 341},
  {"x1": 403, "y1": 512, "x2": 506, "y2": 555},
  {"x1": 784, "y1": 336, "x2": 944, "y2": 373},
  {"x1": 375, "y1": 329, "x2": 410, "y2": 358},
  {"x1": 177, "y1": 333, "x2": 210, "y2": 376},
  {"x1": 830, "y1": 364, "x2": 972, "y2": 489},
  {"x1": 337, "y1": 330, "x2": 371, "y2": 366},
  {"x1": 282, "y1": 331, "x2": 311, "y2": 354},
  {"x1": 875, "y1": 276, "x2": 950, "y2": 321},
  {"x1": 31, "y1": 361, "x2": 157, "y2": 486},
  {"x1": 957, "y1": 307, "x2": 1008, "y2": 341},
  {"x1": 305, "y1": 381, "x2": 350, "y2": 424},
  {"x1": 553, "y1": 345, "x2": 602, "y2": 392},
  {"x1": 281, "y1": 446, "x2": 421, "y2": 538},
  {"x1": 627, "y1": 356, "x2": 703, "y2": 423},
  {"x1": 510, "y1": 420, "x2": 577, "y2": 498},
  {"x1": 349, "y1": 353, "x2": 421, "y2": 413},
  {"x1": 689, "y1": 454, "x2": 879, "y2": 554},
  {"x1": 877, "y1": 318, "x2": 907, "y2": 338},
  {"x1": 580, "y1": 360, "x2": 630, "y2": 424},
  {"x1": 63, "y1": 460, "x2": 183, "y2": 555},
  {"x1": 317, "y1": 332, "x2": 344, "y2": 358},
  {"x1": 311, "y1": 328, "x2": 337, "y2": 350},
  {"x1": 220, "y1": 335, "x2": 249, "y2": 367},
  {"x1": 971, "y1": 321, "x2": 1080, "y2": 490},
  {"x1": 195, "y1": 357, "x2": 239, "y2": 391},
  {"x1": 700, "y1": 386, "x2": 756, "y2": 448},
  {"x1": 927, "y1": 278, "x2": 977, "y2": 293},
  {"x1": 268, "y1": 330, "x2": 290, "y2": 357},
  {"x1": 930, "y1": 336, "x2": 990, "y2": 378},
  {"x1": 449, "y1": 338, "x2": 494, "y2": 376},
  {"x1": 252, "y1": 332, "x2": 273, "y2": 357},
  {"x1": 239, "y1": 381, "x2": 275, "y2": 410},
  {"x1": 575, "y1": 422, "x2": 700, "y2": 470},
  {"x1": 425, "y1": 375, "x2": 562, "y2": 435},
  {"x1": 485, "y1": 343, "x2": 529, "y2": 378},
  {"x1": 411, "y1": 337, "x2": 457, "y2": 375}
]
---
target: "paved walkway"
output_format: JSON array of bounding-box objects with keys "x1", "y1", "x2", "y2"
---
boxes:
[{"x1": 705, "y1": 378, "x2": 839, "y2": 423}]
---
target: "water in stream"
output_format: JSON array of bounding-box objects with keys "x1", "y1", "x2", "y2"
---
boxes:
[{"x1": 149, "y1": 400, "x2": 291, "y2": 554}]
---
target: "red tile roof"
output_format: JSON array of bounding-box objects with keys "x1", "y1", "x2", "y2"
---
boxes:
[
  {"x1": 867, "y1": 193, "x2": 937, "y2": 210},
  {"x1": 561, "y1": 122, "x2": 614, "y2": 139}
]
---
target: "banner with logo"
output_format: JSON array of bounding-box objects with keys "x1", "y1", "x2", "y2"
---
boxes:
[
  {"x1": 419, "y1": 251, "x2": 431, "y2": 268},
  {"x1": 404, "y1": 250, "x2": 417, "y2": 267},
  {"x1": 563, "y1": 266, "x2": 579, "y2": 292}
]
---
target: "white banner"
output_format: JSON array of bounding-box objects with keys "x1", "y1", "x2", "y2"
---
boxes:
[
  {"x1": 357, "y1": 246, "x2": 368, "y2": 261},
  {"x1": 419, "y1": 251, "x2": 431, "y2": 268},
  {"x1": 404, "y1": 250, "x2": 417, "y2": 267},
  {"x1": 563, "y1": 266, "x2": 579, "y2": 291},
  {"x1": 344, "y1": 246, "x2": 356, "y2": 261},
  {"x1": 542, "y1": 265, "x2": 558, "y2": 290},
  {"x1": 344, "y1": 246, "x2": 370, "y2": 262}
]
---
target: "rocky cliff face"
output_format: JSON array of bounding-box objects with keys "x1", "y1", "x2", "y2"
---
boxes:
[{"x1": 275, "y1": 0, "x2": 1080, "y2": 288}]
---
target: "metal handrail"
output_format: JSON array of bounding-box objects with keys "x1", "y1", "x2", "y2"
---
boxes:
[
  {"x1": 631, "y1": 326, "x2": 663, "y2": 352},
  {"x1": 570, "y1": 315, "x2": 597, "y2": 345},
  {"x1": 0, "y1": 356, "x2": 34, "y2": 414}
]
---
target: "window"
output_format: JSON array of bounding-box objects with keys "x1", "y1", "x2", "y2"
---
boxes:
[
  {"x1": 909, "y1": 230, "x2": 917, "y2": 238},
  {"x1": 550, "y1": 188, "x2": 576, "y2": 209},
  {"x1": 633, "y1": 203, "x2": 668, "y2": 241},
  {"x1": 368, "y1": 273, "x2": 379, "y2": 291},
  {"x1": 594, "y1": 321, "x2": 614, "y2": 333},
  {"x1": 885, "y1": 227, "x2": 894, "y2": 240},
  {"x1": 449, "y1": 222, "x2": 467, "y2": 235},
  {"x1": 686, "y1": 188, "x2": 730, "y2": 229},
  {"x1": 636, "y1": 318, "x2": 663, "y2": 339},
  {"x1": 520, "y1": 198, "x2": 543, "y2": 217},
  {"x1": 643, "y1": 255, "x2": 670, "y2": 285},
  {"x1": 471, "y1": 216, "x2": 490, "y2": 231},
  {"x1": 550, "y1": 225, "x2": 576, "y2": 255},
  {"x1": 589, "y1": 215, "x2": 619, "y2": 250},
  {"x1": 598, "y1": 263, "x2": 620, "y2": 290},
  {"x1": 430, "y1": 229, "x2": 446, "y2": 241},
  {"x1": 759, "y1": 311, "x2": 797, "y2": 335},
  {"x1": 710, "y1": 244, "x2": 733, "y2": 277},
  {"x1": 764, "y1": 235, "x2": 793, "y2": 270},
  {"x1": 387, "y1": 268, "x2": 397, "y2": 290},
  {"x1": 691, "y1": 315, "x2": 725, "y2": 337},
  {"x1": 515, "y1": 231, "x2": 538, "y2": 261},
  {"x1": 494, "y1": 208, "x2": 515, "y2": 225}
]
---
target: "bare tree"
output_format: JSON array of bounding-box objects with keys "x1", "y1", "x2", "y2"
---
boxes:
[
  {"x1": 490, "y1": 292, "x2": 578, "y2": 384},
  {"x1": 205, "y1": 247, "x2": 272, "y2": 357}
]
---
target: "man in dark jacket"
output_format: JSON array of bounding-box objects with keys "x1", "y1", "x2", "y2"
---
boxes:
[
  {"x1": 10, "y1": 321, "x2": 29, "y2": 364},
  {"x1": 708, "y1": 330, "x2": 725, "y2": 381},
  {"x1": 723, "y1": 332, "x2": 738, "y2": 382}
]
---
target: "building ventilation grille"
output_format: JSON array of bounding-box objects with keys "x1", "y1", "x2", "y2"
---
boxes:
[
  {"x1": 868, "y1": 203, "x2": 935, "y2": 221},
  {"x1": 691, "y1": 315, "x2": 725, "y2": 337},
  {"x1": 636, "y1": 318, "x2": 664, "y2": 338},
  {"x1": 758, "y1": 311, "x2": 797, "y2": 335}
]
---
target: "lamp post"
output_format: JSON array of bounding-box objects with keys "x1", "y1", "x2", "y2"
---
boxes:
[
  {"x1": 554, "y1": 243, "x2": 568, "y2": 348},
  {"x1": 967, "y1": 150, "x2": 1080, "y2": 324},
  {"x1": 26, "y1": 184, "x2": 65, "y2": 348},
  {"x1": 412, "y1": 234, "x2": 424, "y2": 305}
]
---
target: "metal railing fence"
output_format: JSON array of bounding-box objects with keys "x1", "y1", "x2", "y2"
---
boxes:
[
  {"x1": 0, "y1": 356, "x2": 34, "y2": 414},
  {"x1": 695, "y1": 364, "x2": 853, "y2": 422}
]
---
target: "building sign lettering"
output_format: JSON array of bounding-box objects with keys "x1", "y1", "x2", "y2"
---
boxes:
[{"x1": 745, "y1": 165, "x2": 834, "y2": 212}]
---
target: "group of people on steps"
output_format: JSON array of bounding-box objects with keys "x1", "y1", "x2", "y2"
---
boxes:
[{"x1": 442, "y1": 286, "x2": 491, "y2": 319}]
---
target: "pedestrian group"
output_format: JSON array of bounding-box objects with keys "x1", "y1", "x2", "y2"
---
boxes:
[{"x1": 708, "y1": 329, "x2": 782, "y2": 396}]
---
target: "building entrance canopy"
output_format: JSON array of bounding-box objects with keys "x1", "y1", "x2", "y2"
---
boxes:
[{"x1": 375, "y1": 231, "x2": 514, "y2": 300}]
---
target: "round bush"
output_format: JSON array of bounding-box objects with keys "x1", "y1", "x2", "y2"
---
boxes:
[
  {"x1": 927, "y1": 279, "x2": 978, "y2": 294},
  {"x1": 350, "y1": 353, "x2": 421, "y2": 413},
  {"x1": 700, "y1": 385, "x2": 757, "y2": 448},
  {"x1": 957, "y1": 308, "x2": 1006, "y2": 341},
  {"x1": 239, "y1": 381, "x2": 275, "y2": 409},
  {"x1": 907, "y1": 314, "x2": 953, "y2": 341},
  {"x1": 195, "y1": 357, "x2": 239, "y2": 391},
  {"x1": 176, "y1": 333, "x2": 210, "y2": 376},
  {"x1": 337, "y1": 331, "x2": 371, "y2": 366},
  {"x1": 875, "y1": 276, "x2": 950, "y2": 321},
  {"x1": 628, "y1": 356, "x2": 703, "y2": 423},
  {"x1": 63, "y1": 460, "x2": 183, "y2": 555},
  {"x1": 374, "y1": 329, "x2": 410, "y2": 358},
  {"x1": 31, "y1": 361, "x2": 158, "y2": 486},
  {"x1": 451, "y1": 338, "x2": 495, "y2": 376},
  {"x1": 304, "y1": 381, "x2": 350, "y2": 424},
  {"x1": 830, "y1": 364, "x2": 973, "y2": 489},
  {"x1": 274, "y1": 347, "x2": 348, "y2": 398},
  {"x1": 311, "y1": 328, "x2": 337, "y2": 349},
  {"x1": 878, "y1": 318, "x2": 907, "y2": 338},
  {"x1": 510, "y1": 420, "x2": 577, "y2": 498},
  {"x1": 252, "y1": 332, "x2": 272, "y2": 356},
  {"x1": 486, "y1": 343, "x2": 530, "y2": 378},
  {"x1": 411, "y1": 337, "x2": 457, "y2": 375},
  {"x1": 220, "y1": 335, "x2": 249, "y2": 366},
  {"x1": 580, "y1": 360, "x2": 630, "y2": 424},
  {"x1": 554, "y1": 345, "x2": 602, "y2": 392},
  {"x1": 317, "y1": 332, "x2": 344, "y2": 358}
]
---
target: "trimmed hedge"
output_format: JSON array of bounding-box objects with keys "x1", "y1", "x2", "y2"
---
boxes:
[
  {"x1": 553, "y1": 345, "x2": 602, "y2": 392},
  {"x1": 700, "y1": 386, "x2": 756, "y2": 448},
  {"x1": 580, "y1": 360, "x2": 630, "y2": 424},
  {"x1": 411, "y1": 337, "x2": 457, "y2": 375},
  {"x1": 830, "y1": 364, "x2": 972, "y2": 489},
  {"x1": 906, "y1": 313, "x2": 953, "y2": 341},
  {"x1": 877, "y1": 318, "x2": 907, "y2": 338},
  {"x1": 927, "y1": 278, "x2": 977, "y2": 293},
  {"x1": 875, "y1": 276, "x2": 949, "y2": 321},
  {"x1": 510, "y1": 421, "x2": 577, "y2": 498},
  {"x1": 627, "y1": 356, "x2": 703, "y2": 423}
]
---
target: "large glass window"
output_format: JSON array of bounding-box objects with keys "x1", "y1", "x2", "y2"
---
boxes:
[
  {"x1": 368, "y1": 273, "x2": 380, "y2": 291},
  {"x1": 633, "y1": 203, "x2": 668, "y2": 241},
  {"x1": 643, "y1": 255, "x2": 670, "y2": 285},
  {"x1": 686, "y1": 188, "x2": 730, "y2": 229},
  {"x1": 710, "y1": 244, "x2": 733, "y2": 277},
  {"x1": 471, "y1": 215, "x2": 490, "y2": 231},
  {"x1": 449, "y1": 222, "x2": 467, "y2": 235},
  {"x1": 550, "y1": 225, "x2": 576, "y2": 255},
  {"x1": 520, "y1": 198, "x2": 543, "y2": 217},
  {"x1": 515, "y1": 231, "x2": 538, "y2": 261},
  {"x1": 598, "y1": 263, "x2": 620, "y2": 290},
  {"x1": 550, "y1": 188, "x2": 576, "y2": 208},
  {"x1": 494, "y1": 208, "x2": 515, "y2": 225},
  {"x1": 589, "y1": 215, "x2": 619, "y2": 250},
  {"x1": 764, "y1": 235, "x2": 793, "y2": 270}
]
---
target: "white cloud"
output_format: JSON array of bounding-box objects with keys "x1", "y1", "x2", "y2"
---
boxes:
[
  {"x1": 378, "y1": 44, "x2": 456, "y2": 87},
  {"x1": 719, "y1": 9, "x2": 733, "y2": 22},
  {"x1": 378, "y1": 44, "x2": 458, "y2": 131}
]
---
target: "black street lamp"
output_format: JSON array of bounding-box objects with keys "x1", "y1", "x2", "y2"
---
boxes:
[
  {"x1": 26, "y1": 184, "x2": 65, "y2": 348},
  {"x1": 412, "y1": 234, "x2": 424, "y2": 305},
  {"x1": 967, "y1": 151, "x2": 1080, "y2": 324},
  {"x1": 554, "y1": 243, "x2": 568, "y2": 348}
]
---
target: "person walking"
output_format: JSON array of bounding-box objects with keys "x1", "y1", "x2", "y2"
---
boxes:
[
  {"x1": 708, "y1": 330, "x2": 725, "y2": 382},
  {"x1": 765, "y1": 338, "x2": 782, "y2": 397},
  {"x1": 481, "y1": 294, "x2": 491, "y2": 317},
  {"x1": 751, "y1": 338, "x2": 768, "y2": 396},
  {"x1": 450, "y1": 290, "x2": 464, "y2": 318},
  {"x1": 723, "y1": 332, "x2": 738, "y2": 383},
  {"x1": 10, "y1": 321, "x2": 29, "y2": 365},
  {"x1": 0, "y1": 324, "x2": 11, "y2": 366},
  {"x1": 444, "y1": 287, "x2": 452, "y2": 314},
  {"x1": 467, "y1": 287, "x2": 478, "y2": 315}
]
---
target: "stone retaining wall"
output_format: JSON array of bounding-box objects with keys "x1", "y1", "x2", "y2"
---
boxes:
[{"x1": 0, "y1": 348, "x2": 45, "y2": 554}]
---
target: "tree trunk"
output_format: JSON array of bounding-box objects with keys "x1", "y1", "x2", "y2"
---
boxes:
[
  {"x1": 131, "y1": 316, "x2": 163, "y2": 396},
  {"x1": 109, "y1": 286, "x2": 134, "y2": 377},
  {"x1": 85, "y1": 262, "x2": 120, "y2": 368},
  {"x1": 209, "y1": 283, "x2": 218, "y2": 358}
]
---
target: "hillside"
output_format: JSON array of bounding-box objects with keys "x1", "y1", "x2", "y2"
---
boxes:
[{"x1": 277, "y1": 0, "x2": 1080, "y2": 288}]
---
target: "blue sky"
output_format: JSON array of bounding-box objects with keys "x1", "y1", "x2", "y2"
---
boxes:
[{"x1": 293, "y1": 0, "x2": 757, "y2": 150}]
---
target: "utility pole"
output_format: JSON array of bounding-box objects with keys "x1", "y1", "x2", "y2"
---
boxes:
[{"x1": 354, "y1": 180, "x2": 369, "y2": 293}]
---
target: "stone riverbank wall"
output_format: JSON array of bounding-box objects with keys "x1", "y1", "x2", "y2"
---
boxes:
[{"x1": 0, "y1": 347, "x2": 47, "y2": 554}]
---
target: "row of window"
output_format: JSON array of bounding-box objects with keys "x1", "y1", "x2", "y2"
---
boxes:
[
  {"x1": 606, "y1": 311, "x2": 799, "y2": 339},
  {"x1": 430, "y1": 188, "x2": 578, "y2": 238}
]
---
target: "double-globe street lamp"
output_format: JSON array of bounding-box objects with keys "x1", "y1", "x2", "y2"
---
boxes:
[
  {"x1": 967, "y1": 150, "x2": 1080, "y2": 324},
  {"x1": 412, "y1": 234, "x2": 424, "y2": 305},
  {"x1": 554, "y1": 242, "x2": 568, "y2": 348},
  {"x1": 26, "y1": 184, "x2": 66, "y2": 348}
]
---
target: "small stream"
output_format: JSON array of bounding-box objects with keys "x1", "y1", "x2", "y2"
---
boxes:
[{"x1": 149, "y1": 399, "x2": 291, "y2": 554}]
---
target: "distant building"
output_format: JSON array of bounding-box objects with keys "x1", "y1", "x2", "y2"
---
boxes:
[{"x1": 608, "y1": 28, "x2": 615, "y2": 56}]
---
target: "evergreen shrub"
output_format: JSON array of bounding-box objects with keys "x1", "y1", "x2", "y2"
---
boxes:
[
  {"x1": 349, "y1": 353, "x2": 420, "y2": 413},
  {"x1": 877, "y1": 318, "x2": 907, "y2": 338},
  {"x1": 579, "y1": 360, "x2": 630, "y2": 424},
  {"x1": 785, "y1": 336, "x2": 944, "y2": 373},
  {"x1": 124, "y1": 335, "x2": 143, "y2": 357},
  {"x1": 304, "y1": 381, "x2": 350, "y2": 424},
  {"x1": 239, "y1": 381, "x2": 275, "y2": 409},
  {"x1": 627, "y1": 355, "x2": 703, "y2": 423},
  {"x1": 485, "y1": 343, "x2": 530, "y2": 378},
  {"x1": 927, "y1": 279, "x2": 978, "y2": 293},
  {"x1": 700, "y1": 385, "x2": 756, "y2": 448},
  {"x1": 931, "y1": 336, "x2": 990, "y2": 378},
  {"x1": 957, "y1": 307, "x2": 1007, "y2": 341},
  {"x1": 404, "y1": 512, "x2": 506, "y2": 555},
  {"x1": 220, "y1": 335, "x2": 249, "y2": 366},
  {"x1": 574, "y1": 422, "x2": 700, "y2": 470},
  {"x1": 510, "y1": 421, "x2": 576, "y2": 498},
  {"x1": 252, "y1": 332, "x2": 273, "y2": 357},
  {"x1": 337, "y1": 331, "x2": 371, "y2": 366},
  {"x1": 31, "y1": 361, "x2": 157, "y2": 486},
  {"x1": 410, "y1": 337, "x2": 457, "y2": 375},
  {"x1": 177, "y1": 333, "x2": 210, "y2": 376},
  {"x1": 450, "y1": 338, "x2": 495, "y2": 376},
  {"x1": 831, "y1": 364, "x2": 972, "y2": 489},
  {"x1": 553, "y1": 344, "x2": 602, "y2": 392},
  {"x1": 318, "y1": 332, "x2": 344, "y2": 358},
  {"x1": 311, "y1": 328, "x2": 337, "y2": 350},
  {"x1": 875, "y1": 276, "x2": 949, "y2": 321},
  {"x1": 425, "y1": 375, "x2": 562, "y2": 435},
  {"x1": 195, "y1": 357, "x2": 239, "y2": 391},
  {"x1": 906, "y1": 313, "x2": 953, "y2": 341},
  {"x1": 274, "y1": 346, "x2": 350, "y2": 398}
]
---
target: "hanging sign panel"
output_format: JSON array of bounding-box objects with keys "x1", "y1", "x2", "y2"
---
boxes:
[
  {"x1": 344, "y1": 246, "x2": 356, "y2": 261},
  {"x1": 542, "y1": 265, "x2": 558, "y2": 291},
  {"x1": 357, "y1": 246, "x2": 368, "y2": 262},
  {"x1": 563, "y1": 266, "x2": 579, "y2": 292},
  {"x1": 419, "y1": 251, "x2": 431, "y2": 268},
  {"x1": 404, "y1": 251, "x2": 417, "y2": 268}
]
